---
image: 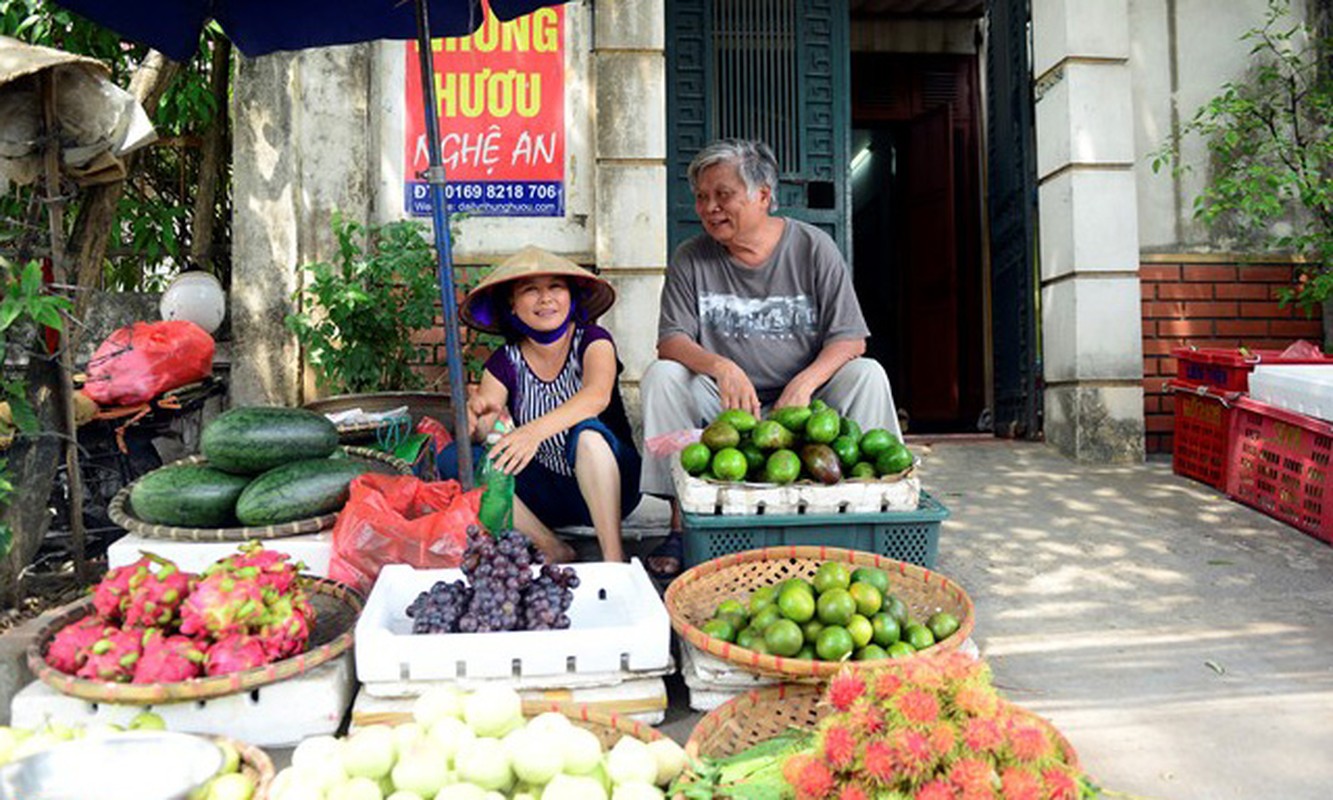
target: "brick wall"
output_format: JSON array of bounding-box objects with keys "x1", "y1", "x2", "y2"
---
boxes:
[{"x1": 1141, "y1": 256, "x2": 1323, "y2": 454}]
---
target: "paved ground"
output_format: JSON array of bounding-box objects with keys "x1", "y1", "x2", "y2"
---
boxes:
[{"x1": 6, "y1": 439, "x2": 1333, "y2": 798}]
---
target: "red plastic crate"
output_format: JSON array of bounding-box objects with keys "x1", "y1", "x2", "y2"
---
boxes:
[
  {"x1": 1173, "y1": 347, "x2": 1333, "y2": 392},
  {"x1": 1225, "y1": 396, "x2": 1333, "y2": 545},
  {"x1": 1168, "y1": 381, "x2": 1238, "y2": 490}
]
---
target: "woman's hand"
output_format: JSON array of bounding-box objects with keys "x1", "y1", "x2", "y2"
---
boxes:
[
  {"x1": 489, "y1": 423, "x2": 544, "y2": 475},
  {"x1": 467, "y1": 395, "x2": 506, "y2": 441}
]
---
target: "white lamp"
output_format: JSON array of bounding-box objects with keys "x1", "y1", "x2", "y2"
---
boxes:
[{"x1": 160, "y1": 270, "x2": 227, "y2": 335}]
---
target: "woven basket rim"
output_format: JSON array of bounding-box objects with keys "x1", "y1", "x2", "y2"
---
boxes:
[
  {"x1": 663, "y1": 546, "x2": 976, "y2": 681},
  {"x1": 109, "y1": 446, "x2": 412, "y2": 541},
  {"x1": 684, "y1": 682, "x2": 1081, "y2": 771},
  {"x1": 518, "y1": 699, "x2": 664, "y2": 744},
  {"x1": 26, "y1": 577, "x2": 363, "y2": 705},
  {"x1": 216, "y1": 735, "x2": 275, "y2": 798}
]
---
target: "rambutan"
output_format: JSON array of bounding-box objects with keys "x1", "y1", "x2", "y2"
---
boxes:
[
  {"x1": 821, "y1": 725, "x2": 859, "y2": 772},
  {"x1": 848, "y1": 703, "x2": 885, "y2": 736},
  {"x1": 962, "y1": 717, "x2": 1004, "y2": 754},
  {"x1": 895, "y1": 729, "x2": 936, "y2": 779},
  {"x1": 929, "y1": 721, "x2": 958, "y2": 758},
  {"x1": 1042, "y1": 766, "x2": 1081, "y2": 800},
  {"x1": 953, "y1": 684, "x2": 1000, "y2": 718},
  {"x1": 862, "y1": 740, "x2": 899, "y2": 786},
  {"x1": 795, "y1": 759, "x2": 836, "y2": 800},
  {"x1": 874, "y1": 670, "x2": 904, "y2": 699},
  {"x1": 827, "y1": 671, "x2": 867, "y2": 711},
  {"x1": 948, "y1": 758, "x2": 995, "y2": 797},
  {"x1": 1007, "y1": 721, "x2": 1054, "y2": 763},
  {"x1": 897, "y1": 689, "x2": 941, "y2": 724},
  {"x1": 999, "y1": 767, "x2": 1044, "y2": 800},
  {"x1": 914, "y1": 779, "x2": 956, "y2": 800},
  {"x1": 837, "y1": 784, "x2": 871, "y2": 800}
]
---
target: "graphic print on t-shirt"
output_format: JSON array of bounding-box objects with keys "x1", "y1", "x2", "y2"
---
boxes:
[{"x1": 698, "y1": 292, "x2": 817, "y2": 339}]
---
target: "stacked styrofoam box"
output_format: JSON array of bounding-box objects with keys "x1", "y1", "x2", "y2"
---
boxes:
[
  {"x1": 11, "y1": 653, "x2": 354, "y2": 747},
  {"x1": 354, "y1": 559, "x2": 673, "y2": 723},
  {"x1": 672, "y1": 459, "x2": 921, "y2": 515},
  {"x1": 679, "y1": 640, "x2": 779, "y2": 712},
  {"x1": 1249, "y1": 365, "x2": 1333, "y2": 423},
  {"x1": 108, "y1": 531, "x2": 334, "y2": 576}
]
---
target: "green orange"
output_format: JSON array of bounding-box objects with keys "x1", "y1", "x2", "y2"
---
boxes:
[
  {"x1": 848, "y1": 582, "x2": 883, "y2": 616},
  {"x1": 701, "y1": 618, "x2": 735, "y2": 642},
  {"x1": 870, "y1": 612, "x2": 901, "y2": 647},
  {"x1": 812, "y1": 562, "x2": 852, "y2": 594},
  {"x1": 816, "y1": 588, "x2": 856, "y2": 626},
  {"x1": 814, "y1": 626, "x2": 855, "y2": 662},
  {"x1": 763, "y1": 619, "x2": 805, "y2": 657},
  {"x1": 776, "y1": 584, "x2": 816, "y2": 623},
  {"x1": 846, "y1": 614, "x2": 874, "y2": 649},
  {"x1": 680, "y1": 443, "x2": 711, "y2": 476}
]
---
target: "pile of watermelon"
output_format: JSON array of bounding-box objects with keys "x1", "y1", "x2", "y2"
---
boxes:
[
  {"x1": 44, "y1": 542, "x2": 314, "y2": 683},
  {"x1": 129, "y1": 406, "x2": 370, "y2": 529}
]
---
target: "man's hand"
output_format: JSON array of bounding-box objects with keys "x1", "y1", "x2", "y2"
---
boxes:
[
  {"x1": 774, "y1": 380, "x2": 815, "y2": 412},
  {"x1": 714, "y1": 358, "x2": 762, "y2": 417}
]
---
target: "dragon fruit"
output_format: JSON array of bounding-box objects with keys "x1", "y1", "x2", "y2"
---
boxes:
[
  {"x1": 76, "y1": 627, "x2": 143, "y2": 683},
  {"x1": 45, "y1": 616, "x2": 113, "y2": 674},
  {"x1": 179, "y1": 571, "x2": 266, "y2": 638},
  {"x1": 122, "y1": 555, "x2": 196, "y2": 630},
  {"x1": 255, "y1": 595, "x2": 312, "y2": 660},
  {"x1": 91, "y1": 556, "x2": 152, "y2": 622},
  {"x1": 132, "y1": 629, "x2": 206, "y2": 684},
  {"x1": 208, "y1": 541, "x2": 305, "y2": 596},
  {"x1": 204, "y1": 634, "x2": 270, "y2": 676}
]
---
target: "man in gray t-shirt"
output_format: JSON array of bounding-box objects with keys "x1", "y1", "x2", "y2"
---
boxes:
[{"x1": 640, "y1": 138, "x2": 902, "y2": 578}]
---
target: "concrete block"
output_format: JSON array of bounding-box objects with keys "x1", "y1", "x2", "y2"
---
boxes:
[
  {"x1": 598, "y1": 272, "x2": 666, "y2": 382},
  {"x1": 594, "y1": 0, "x2": 665, "y2": 50},
  {"x1": 1033, "y1": 0, "x2": 1129, "y2": 77},
  {"x1": 596, "y1": 164, "x2": 667, "y2": 269},
  {"x1": 1036, "y1": 62, "x2": 1135, "y2": 178},
  {"x1": 596, "y1": 52, "x2": 666, "y2": 159},
  {"x1": 1044, "y1": 383, "x2": 1146, "y2": 463},
  {"x1": 1042, "y1": 277, "x2": 1144, "y2": 382},
  {"x1": 1040, "y1": 169, "x2": 1140, "y2": 280}
]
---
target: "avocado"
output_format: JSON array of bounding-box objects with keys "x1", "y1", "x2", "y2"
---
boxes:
[
  {"x1": 752, "y1": 419, "x2": 796, "y2": 451},
  {"x1": 763, "y1": 449, "x2": 802, "y2": 484},
  {"x1": 701, "y1": 420, "x2": 741, "y2": 451},
  {"x1": 805, "y1": 409, "x2": 841, "y2": 444},
  {"x1": 800, "y1": 443, "x2": 843, "y2": 485},
  {"x1": 809, "y1": 399, "x2": 830, "y2": 414},
  {"x1": 770, "y1": 405, "x2": 812, "y2": 434},
  {"x1": 716, "y1": 408, "x2": 758, "y2": 434},
  {"x1": 830, "y1": 434, "x2": 861, "y2": 469}
]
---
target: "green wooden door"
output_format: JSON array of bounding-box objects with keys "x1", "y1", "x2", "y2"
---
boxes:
[{"x1": 666, "y1": 0, "x2": 851, "y2": 263}]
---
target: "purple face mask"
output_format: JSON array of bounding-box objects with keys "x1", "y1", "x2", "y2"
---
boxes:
[{"x1": 503, "y1": 303, "x2": 575, "y2": 344}]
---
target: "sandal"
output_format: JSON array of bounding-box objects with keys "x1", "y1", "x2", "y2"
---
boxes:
[{"x1": 645, "y1": 530, "x2": 684, "y2": 581}]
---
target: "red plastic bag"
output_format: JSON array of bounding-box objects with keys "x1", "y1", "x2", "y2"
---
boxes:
[
  {"x1": 328, "y1": 473, "x2": 481, "y2": 593},
  {"x1": 83, "y1": 320, "x2": 215, "y2": 407}
]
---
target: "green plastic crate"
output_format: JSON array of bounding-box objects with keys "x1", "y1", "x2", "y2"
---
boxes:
[{"x1": 681, "y1": 491, "x2": 949, "y2": 569}]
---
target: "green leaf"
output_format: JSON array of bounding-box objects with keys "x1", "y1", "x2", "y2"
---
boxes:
[{"x1": 0, "y1": 524, "x2": 11, "y2": 561}]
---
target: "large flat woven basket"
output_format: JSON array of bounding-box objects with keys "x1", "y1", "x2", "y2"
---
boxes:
[
  {"x1": 108, "y1": 446, "x2": 412, "y2": 541},
  {"x1": 685, "y1": 683, "x2": 1081, "y2": 770},
  {"x1": 26, "y1": 577, "x2": 363, "y2": 704},
  {"x1": 221, "y1": 736, "x2": 275, "y2": 800},
  {"x1": 663, "y1": 546, "x2": 974, "y2": 681}
]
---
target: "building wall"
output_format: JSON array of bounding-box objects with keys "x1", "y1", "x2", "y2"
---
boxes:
[{"x1": 1139, "y1": 255, "x2": 1321, "y2": 453}]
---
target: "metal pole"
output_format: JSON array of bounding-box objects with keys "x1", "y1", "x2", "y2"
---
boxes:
[{"x1": 414, "y1": 0, "x2": 474, "y2": 489}]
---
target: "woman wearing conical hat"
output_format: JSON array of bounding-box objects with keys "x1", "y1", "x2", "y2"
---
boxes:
[{"x1": 438, "y1": 246, "x2": 642, "y2": 563}]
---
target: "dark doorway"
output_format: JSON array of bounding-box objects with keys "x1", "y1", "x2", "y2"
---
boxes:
[{"x1": 851, "y1": 53, "x2": 987, "y2": 433}]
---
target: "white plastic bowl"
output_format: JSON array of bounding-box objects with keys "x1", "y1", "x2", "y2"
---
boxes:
[{"x1": 0, "y1": 731, "x2": 224, "y2": 800}]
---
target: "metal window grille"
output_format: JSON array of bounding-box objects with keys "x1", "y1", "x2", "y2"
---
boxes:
[{"x1": 710, "y1": 0, "x2": 800, "y2": 171}]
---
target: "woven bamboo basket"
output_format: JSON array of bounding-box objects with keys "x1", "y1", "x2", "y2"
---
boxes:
[
  {"x1": 222, "y1": 736, "x2": 276, "y2": 800},
  {"x1": 108, "y1": 446, "x2": 412, "y2": 541},
  {"x1": 663, "y1": 546, "x2": 975, "y2": 681},
  {"x1": 685, "y1": 683, "x2": 1081, "y2": 770},
  {"x1": 26, "y1": 577, "x2": 363, "y2": 704}
]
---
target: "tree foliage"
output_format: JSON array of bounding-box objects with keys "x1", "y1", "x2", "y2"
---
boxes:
[{"x1": 0, "y1": 0, "x2": 231, "y2": 290}]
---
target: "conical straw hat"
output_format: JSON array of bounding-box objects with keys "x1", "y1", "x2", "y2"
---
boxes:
[{"x1": 460, "y1": 246, "x2": 615, "y2": 333}]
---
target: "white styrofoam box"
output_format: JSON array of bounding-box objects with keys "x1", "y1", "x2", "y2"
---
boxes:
[
  {"x1": 355, "y1": 559, "x2": 671, "y2": 682},
  {"x1": 108, "y1": 531, "x2": 333, "y2": 575},
  {"x1": 10, "y1": 653, "x2": 353, "y2": 747},
  {"x1": 672, "y1": 458, "x2": 921, "y2": 516},
  {"x1": 350, "y1": 675, "x2": 669, "y2": 729},
  {"x1": 361, "y1": 658, "x2": 675, "y2": 697},
  {"x1": 679, "y1": 640, "x2": 777, "y2": 691},
  {"x1": 1250, "y1": 365, "x2": 1333, "y2": 423}
]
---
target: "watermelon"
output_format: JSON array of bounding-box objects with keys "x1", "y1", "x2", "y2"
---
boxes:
[
  {"x1": 234, "y1": 457, "x2": 373, "y2": 526},
  {"x1": 129, "y1": 465, "x2": 252, "y2": 528},
  {"x1": 201, "y1": 406, "x2": 339, "y2": 475}
]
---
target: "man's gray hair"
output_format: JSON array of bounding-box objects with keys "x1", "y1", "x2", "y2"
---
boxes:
[{"x1": 687, "y1": 139, "x2": 780, "y2": 211}]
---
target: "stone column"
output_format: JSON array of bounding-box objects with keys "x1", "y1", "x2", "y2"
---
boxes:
[
  {"x1": 591, "y1": 0, "x2": 668, "y2": 431},
  {"x1": 1032, "y1": 0, "x2": 1145, "y2": 462},
  {"x1": 231, "y1": 45, "x2": 373, "y2": 407}
]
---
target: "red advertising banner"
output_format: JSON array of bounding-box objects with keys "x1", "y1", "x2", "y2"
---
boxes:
[{"x1": 404, "y1": 4, "x2": 565, "y2": 216}]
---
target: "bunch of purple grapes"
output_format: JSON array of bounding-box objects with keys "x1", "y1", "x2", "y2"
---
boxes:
[
  {"x1": 405, "y1": 579, "x2": 472, "y2": 634},
  {"x1": 405, "y1": 527, "x2": 579, "y2": 633},
  {"x1": 519, "y1": 563, "x2": 580, "y2": 630}
]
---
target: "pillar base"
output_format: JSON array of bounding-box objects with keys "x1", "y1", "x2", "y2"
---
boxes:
[{"x1": 1044, "y1": 383, "x2": 1145, "y2": 463}]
